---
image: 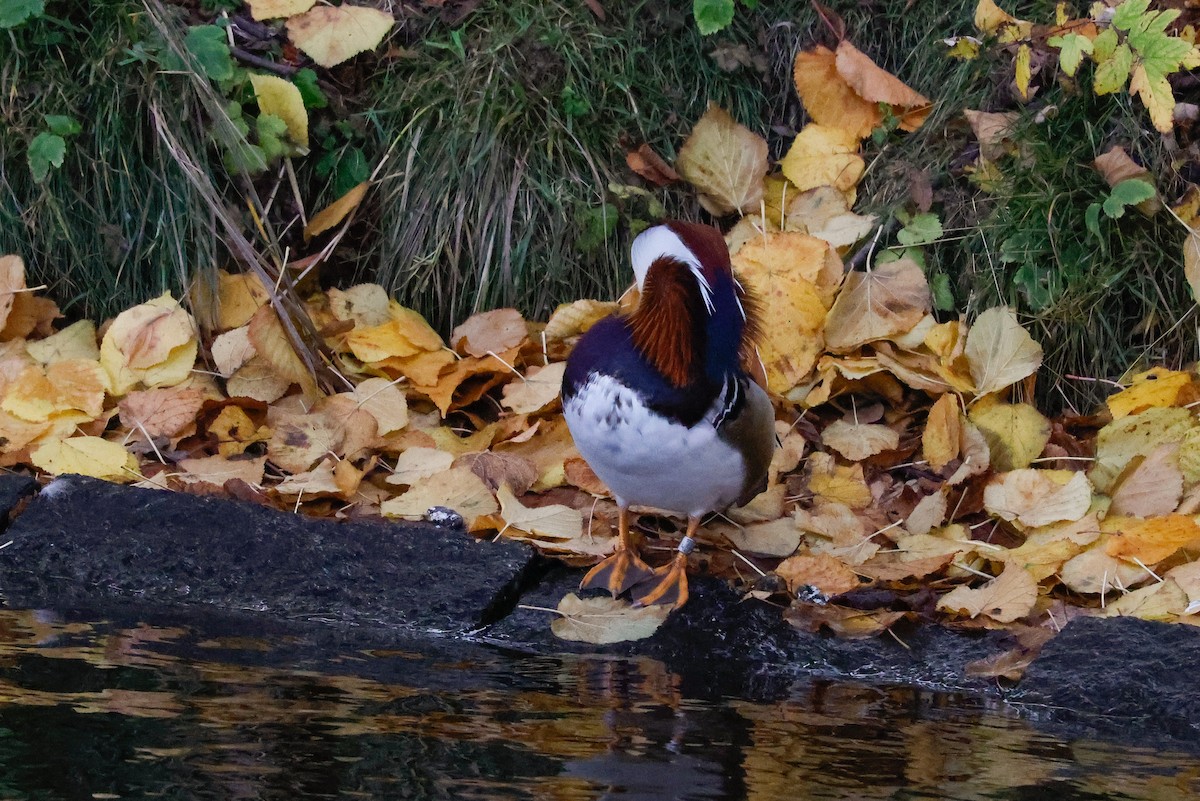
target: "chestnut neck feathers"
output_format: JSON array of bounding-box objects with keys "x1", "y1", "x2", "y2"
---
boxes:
[{"x1": 628, "y1": 222, "x2": 758, "y2": 389}]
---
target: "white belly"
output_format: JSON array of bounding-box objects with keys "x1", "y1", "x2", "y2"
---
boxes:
[{"x1": 563, "y1": 374, "x2": 746, "y2": 517}]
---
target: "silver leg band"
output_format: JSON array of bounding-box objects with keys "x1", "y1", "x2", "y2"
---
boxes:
[{"x1": 678, "y1": 536, "x2": 696, "y2": 556}]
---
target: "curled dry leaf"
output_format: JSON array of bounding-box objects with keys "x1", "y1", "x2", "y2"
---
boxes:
[
  {"x1": 964, "y1": 307, "x2": 1042, "y2": 397},
  {"x1": 462, "y1": 451, "x2": 538, "y2": 495},
  {"x1": 833, "y1": 41, "x2": 931, "y2": 131},
  {"x1": 304, "y1": 182, "x2": 368, "y2": 241},
  {"x1": 793, "y1": 45, "x2": 881, "y2": 140},
  {"x1": 936, "y1": 563, "x2": 1038, "y2": 623},
  {"x1": 100, "y1": 293, "x2": 197, "y2": 396},
  {"x1": 217, "y1": 271, "x2": 270, "y2": 331},
  {"x1": 550, "y1": 593, "x2": 670, "y2": 644},
  {"x1": 964, "y1": 109, "x2": 1019, "y2": 161},
  {"x1": 248, "y1": 306, "x2": 318, "y2": 400},
  {"x1": 675, "y1": 103, "x2": 769, "y2": 216},
  {"x1": 905, "y1": 489, "x2": 947, "y2": 537},
  {"x1": 922, "y1": 393, "x2": 961, "y2": 470}
]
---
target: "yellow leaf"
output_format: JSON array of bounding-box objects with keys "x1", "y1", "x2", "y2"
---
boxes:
[
  {"x1": 983, "y1": 468, "x2": 1092, "y2": 528},
  {"x1": 386, "y1": 446, "x2": 454, "y2": 486},
  {"x1": 248, "y1": 306, "x2": 318, "y2": 399},
  {"x1": 26, "y1": 320, "x2": 98, "y2": 365},
  {"x1": 99, "y1": 293, "x2": 197, "y2": 396},
  {"x1": 1106, "y1": 367, "x2": 1191, "y2": 419},
  {"x1": 806, "y1": 452, "x2": 873, "y2": 509},
  {"x1": 550, "y1": 593, "x2": 670, "y2": 644},
  {"x1": 31, "y1": 436, "x2": 140, "y2": 482},
  {"x1": 794, "y1": 501, "x2": 878, "y2": 563},
  {"x1": 246, "y1": 0, "x2": 315, "y2": 19},
  {"x1": 1183, "y1": 229, "x2": 1200, "y2": 305},
  {"x1": 1106, "y1": 514, "x2": 1200, "y2": 565},
  {"x1": 732, "y1": 232, "x2": 841, "y2": 392},
  {"x1": 275, "y1": 461, "x2": 343, "y2": 498},
  {"x1": 381, "y1": 466, "x2": 499, "y2": 526},
  {"x1": 347, "y1": 377, "x2": 408, "y2": 435},
  {"x1": 217, "y1": 271, "x2": 270, "y2": 331},
  {"x1": 543, "y1": 300, "x2": 618, "y2": 342},
  {"x1": 285, "y1": 5, "x2": 394, "y2": 68},
  {"x1": 968, "y1": 400, "x2": 1050, "y2": 471},
  {"x1": 964, "y1": 307, "x2": 1042, "y2": 397},
  {"x1": 936, "y1": 563, "x2": 1038, "y2": 623},
  {"x1": 1089, "y1": 407, "x2": 1195, "y2": 493},
  {"x1": 1014, "y1": 43, "x2": 1032, "y2": 100},
  {"x1": 792, "y1": 45, "x2": 881, "y2": 140},
  {"x1": 249, "y1": 73, "x2": 308, "y2": 148},
  {"x1": 347, "y1": 306, "x2": 445, "y2": 363},
  {"x1": 501, "y1": 362, "x2": 566, "y2": 415},
  {"x1": 304, "y1": 182, "x2": 368, "y2": 241},
  {"x1": 1130, "y1": 63, "x2": 1175, "y2": 134},
  {"x1": 922, "y1": 393, "x2": 961, "y2": 470},
  {"x1": 778, "y1": 124, "x2": 864, "y2": 194},
  {"x1": 675, "y1": 103, "x2": 769, "y2": 216},
  {"x1": 974, "y1": 0, "x2": 1032, "y2": 40},
  {"x1": 823, "y1": 259, "x2": 930, "y2": 352}
]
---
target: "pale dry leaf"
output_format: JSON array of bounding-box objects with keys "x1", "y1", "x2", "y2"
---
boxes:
[
  {"x1": 1108, "y1": 443, "x2": 1183, "y2": 517},
  {"x1": 226, "y1": 355, "x2": 291, "y2": 403},
  {"x1": 550, "y1": 593, "x2": 670, "y2": 644},
  {"x1": 0, "y1": 255, "x2": 25, "y2": 333},
  {"x1": 983, "y1": 469, "x2": 1092, "y2": 528},
  {"x1": 286, "y1": 5, "x2": 394, "y2": 68},
  {"x1": 821, "y1": 419, "x2": 900, "y2": 461},
  {"x1": 451, "y1": 308, "x2": 527, "y2": 357},
  {"x1": 1101, "y1": 579, "x2": 1187, "y2": 621},
  {"x1": 26, "y1": 320, "x2": 98, "y2": 365},
  {"x1": 266, "y1": 411, "x2": 343, "y2": 474},
  {"x1": 386, "y1": 446, "x2": 454, "y2": 486},
  {"x1": 963, "y1": 109, "x2": 1018, "y2": 161},
  {"x1": 348, "y1": 377, "x2": 408, "y2": 435},
  {"x1": 211, "y1": 326, "x2": 256, "y2": 378},
  {"x1": 501, "y1": 362, "x2": 566, "y2": 414},
  {"x1": 947, "y1": 418, "x2": 991, "y2": 485},
  {"x1": 1060, "y1": 537, "x2": 1153, "y2": 595},
  {"x1": 304, "y1": 182, "x2": 368, "y2": 240},
  {"x1": 216, "y1": 272, "x2": 270, "y2": 331},
  {"x1": 496, "y1": 484, "x2": 582, "y2": 540},
  {"x1": 936, "y1": 563, "x2": 1038, "y2": 623},
  {"x1": 176, "y1": 454, "x2": 267, "y2": 487},
  {"x1": 100, "y1": 293, "x2": 197, "y2": 395},
  {"x1": 275, "y1": 461, "x2": 342, "y2": 497},
  {"x1": 462, "y1": 451, "x2": 539, "y2": 495},
  {"x1": 722, "y1": 517, "x2": 802, "y2": 557},
  {"x1": 676, "y1": 103, "x2": 769, "y2": 216},
  {"x1": 906, "y1": 489, "x2": 948, "y2": 537},
  {"x1": 964, "y1": 307, "x2": 1042, "y2": 397},
  {"x1": 246, "y1": 0, "x2": 315, "y2": 19},
  {"x1": 922, "y1": 393, "x2": 961, "y2": 470},
  {"x1": 328, "y1": 284, "x2": 392, "y2": 328},
  {"x1": 248, "y1": 306, "x2": 317, "y2": 399},
  {"x1": 118, "y1": 387, "x2": 206, "y2": 439},
  {"x1": 1090, "y1": 407, "x2": 1195, "y2": 493},
  {"x1": 823, "y1": 259, "x2": 931, "y2": 352},
  {"x1": 775, "y1": 552, "x2": 862, "y2": 596}
]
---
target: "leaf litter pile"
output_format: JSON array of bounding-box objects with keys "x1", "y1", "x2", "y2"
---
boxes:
[{"x1": 9, "y1": 5, "x2": 1200, "y2": 666}]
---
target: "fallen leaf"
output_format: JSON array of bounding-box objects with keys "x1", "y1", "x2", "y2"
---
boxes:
[
  {"x1": 347, "y1": 377, "x2": 408, "y2": 435},
  {"x1": 248, "y1": 306, "x2": 318, "y2": 399},
  {"x1": 451, "y1": 308, "x2": 527, "y2": 357},
  {"x1": 1108, "y1": 443, "x2": 1183, "y2": 517},
  {"x1": 964, "y1": 109, "x2": 1018, "y2": 161},
  {"x1": 822, "y1": 419, "x2": 900, "y2": 461},
  {"x1": 625, "y1": 142, "x2": 679, "y2": 186},
  {"x1": 118, "y1": 387, "x2": 206, "y2": 439},
  {"x1": 386, "y1": 446, "x2": 454, "y2": 486},
  {"x1": 723, "y1": 516, "x2": 802, "y2": 557},
  {"x1": 286, "y1": 5, "x2": 394, "y2": 68},
  {"x1": 968, "y1": 400, "x2": 1050, "y2": 471},
  {"x1": 1090, "y1": 407, "x2": 1195, "y2": 493},
  {"x1": 823, "y1": 259, "x2": 930, "y2": 352},
  {"x1": 785, "y1": 603, "x2": 908, "y2": 638},
  {"x1": 0, "y1": 255, "x2": 25, "y2": 333},
  {"x1": 304, "y1": 182, "x2": 368, "y2": 241},
  {"x1": 250, "y1": 73, "x2": 308, "y2": 148},
  {"x1": 905, "y1": 489, "x2": 947, "y2": 536},
  {"x1": 328, "y1": 283, "x2": 392, "y2": 328},
  {"x1": 676, "y1": 103, "x2": 769, "y2": 216},
  {"x1": 1060, "y1": 535, "x2": 1153, "y2": 595},
  {"x1": 246, "y1": 0, "x2": 315, "y2": 19},
  {"x1": 834, "y1": 40, "x2": 931, "y2": 131},
  {"x1": 176, "y1": 454, "x2": 267, "y2": 487},
  {"x1": 964, "y1": 307, "x2": 1042, "y2": 397},
  {"x1": 1101, "y1": 578, "x2": 1187, "y2": 620},
  {"x1": 922, "y1": 393, "x2": 961, "y2": 470},
  {"x1": 1106, "y1": 514, "x2": 1200, "y2": 565},
  {"x1": 501, "y1": 362, "x2": 566, "y2": 414},
  {"x1": 217, "y1": 271, "x2": 270, "y2": 331},
  {"x1": 543, "y1": 300, "x2": 618, "y2": 342},
  {"x1": 550, "y1": 593, "x2": 670, "y2": 644},
  {"x1": 776, "y1": 552, "x2": 862, "y2": 596},
  {"x1": 805, "y1": 452, "x2": 873, "y2": 509},
  {"x1": 936, "y1": 563, "x2": 1038, "y2": 623},
  {"x1": 778, "y1": 123, "x2": 864, "y2": 194},
  {"x1": 983, "y1": 469, "x2": 1092, "y2": 528},
  {"x1": 1106, "y1": 367, "x2": 1191, "y2": 420},
  {"x1": 26, "y1": 320, "x2": 98, "y2": 364},
  {"x1": 100, "y1": 293, "x2": 197, "y2": 395},
  {"x1": 31, "y1": 436, "x2": 140, "y2": 482},
  {"x1": 381, "y1": 466, "x2": 499, "y2": 525},
  {"x1": 496, "y1": 484, "x2": 582, "y2": 540},
  {"x1": 792, "y1": 45, "x2": 881, "y2": 140}
]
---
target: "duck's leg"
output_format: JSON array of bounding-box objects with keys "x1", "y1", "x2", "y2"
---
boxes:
[
  {"x1": 580, "y1": 505, "x2": 655, "y2": 597},
  {"x1": 632, "y1": 516, "x2": 698, "y2": 608}
]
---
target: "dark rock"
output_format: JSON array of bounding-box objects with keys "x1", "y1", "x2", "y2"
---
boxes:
[
  {"x1": 1015, "y1": 616, "x2": 1200, "y2": 741},
  {"x1": 0, "y1": 473, "x2": 38, "y2": 528},
  {"x1": 0, "y1": 475, "x2": 537, "y2": 634}
]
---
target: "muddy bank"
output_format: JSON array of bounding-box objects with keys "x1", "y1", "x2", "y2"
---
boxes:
[{"x1": 0, "y1": 475, "x2": 1196, "y2": 746}]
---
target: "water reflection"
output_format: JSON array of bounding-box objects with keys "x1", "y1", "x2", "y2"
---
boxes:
[{"x1": 0, "y1": 608, "x2": 1193, "y2": 800}]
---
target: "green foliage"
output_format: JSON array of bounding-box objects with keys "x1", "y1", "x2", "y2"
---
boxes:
[
  {"x1": 26, "y1": 132, "x2": 65, "y2": 183},
  {"x1": 1101, "y1": 178, "x2": 1156, "y2": 219},
  {"x1": 183, "y1": 24, "x2": 234, "y2": 82},
  {"x1": 0, "y1": 0, "x2": 44, "y2": 29},
  {"x1": 294, "y1": 68, "x2": 327, "y2": 109},
  {"x1": 693, "y1": 0, "x2": 735, "y2": 35}
]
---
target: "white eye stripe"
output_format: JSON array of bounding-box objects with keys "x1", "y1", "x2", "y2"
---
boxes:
[{"x1": 631, "y1": 225, "x2": 715, "y2": 314}]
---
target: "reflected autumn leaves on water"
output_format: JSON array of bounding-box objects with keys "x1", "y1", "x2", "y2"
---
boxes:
[{"x1": 0, "y1": 608, "x2": 1195, "y2": 800}]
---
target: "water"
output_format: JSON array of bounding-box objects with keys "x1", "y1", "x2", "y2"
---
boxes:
[{"x1": 0, "y1": 607, "x2": 1196, "y2": 801}]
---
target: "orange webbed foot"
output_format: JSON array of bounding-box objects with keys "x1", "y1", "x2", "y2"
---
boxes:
[
  {"x1": 632, "y1": 553, "x2": 689, "y2": 607},
  {"x1": 580, "y1": 548, "x2": 655, "y2": 597}
]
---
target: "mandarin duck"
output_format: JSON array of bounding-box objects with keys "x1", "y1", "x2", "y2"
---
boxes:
[{"x1": 562, "y1": 221, "x2": 775, "y2": 607}]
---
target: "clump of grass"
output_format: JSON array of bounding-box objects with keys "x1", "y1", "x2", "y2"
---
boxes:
[{"x1": 0, "y1": 1, "x2": 225, "y2": 322}]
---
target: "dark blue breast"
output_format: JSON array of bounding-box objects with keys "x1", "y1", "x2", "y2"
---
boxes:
[{"x1": 562, "y1": 316, "x2": 722, "y2": 428}]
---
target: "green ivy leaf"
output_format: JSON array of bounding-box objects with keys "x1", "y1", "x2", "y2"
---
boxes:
[
  {"x1": 1048, "y1": 32, "x2": 1093, "y2": 76},
  {"x1": 44, "y1": 115, "x2": 81, "y2": 137},
  {"x1": 294, "y1": 68, "x2": 327, "y2": 109},
  {"x1": 693, "y1": 0, "x2": 735, "y2": 35},
  {"x1": 0, "y1": 0, "x2": 44, "y2": 29},
  {"x1": 185, "y1": 25, "x2": 234, "y2": 82},
  {"x1": 1102, "y1": 178, "x2": 1156, "y2": 219},
  {"x1": 27, "y1": 132, "x2": 65, "y2": 183},
  {"x1": 1093, "y1": 42, "x2": 1133, "y2": 94}
]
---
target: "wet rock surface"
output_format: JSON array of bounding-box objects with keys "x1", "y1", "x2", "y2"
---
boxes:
[{"x1": 0, "y1": 474, "x2": 1197, "y2": 747}]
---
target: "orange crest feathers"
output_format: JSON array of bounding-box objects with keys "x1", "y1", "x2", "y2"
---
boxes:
[{"x1": 629, "y1": 257, "x2": 706, "y2": 388}]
